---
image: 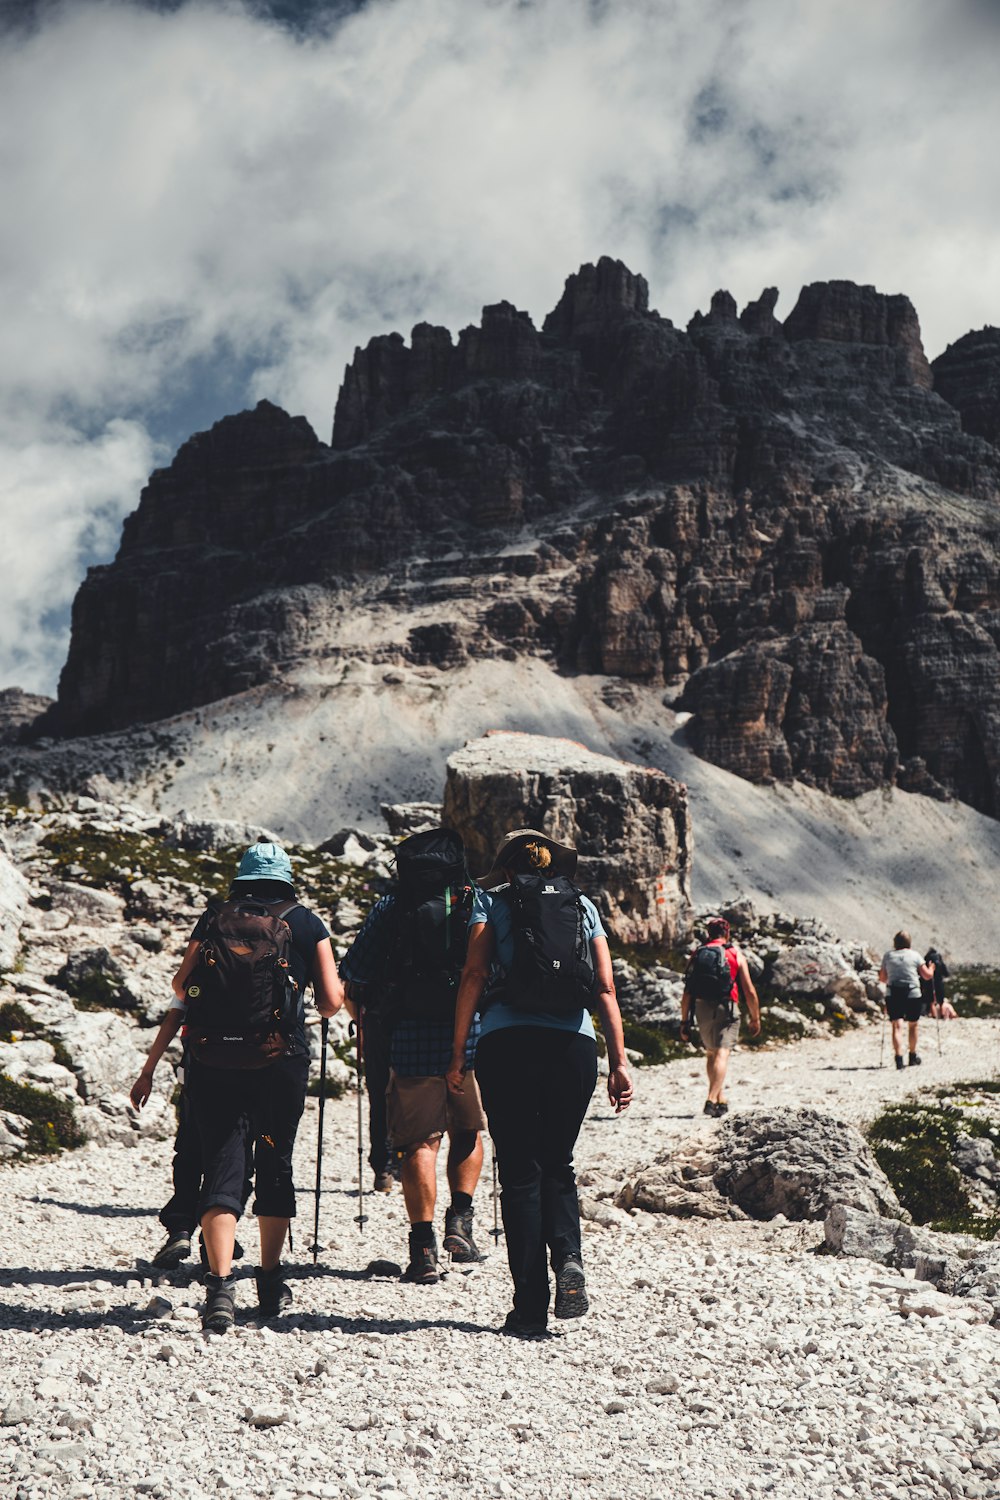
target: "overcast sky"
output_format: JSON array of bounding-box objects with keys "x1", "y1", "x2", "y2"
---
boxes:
[{"x1": 2, "y1": 0, "x2": 999, "y2": 698}]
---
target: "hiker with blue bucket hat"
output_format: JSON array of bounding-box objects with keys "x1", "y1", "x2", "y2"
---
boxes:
[{"x1": 133, "y1": 842, "x2": 344, "y2": 1332}]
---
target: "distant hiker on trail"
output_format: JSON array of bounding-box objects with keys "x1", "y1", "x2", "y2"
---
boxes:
[
  {"x1": 130, "y1": 1023, "x2": 251, "y2": 1271},
  {"x1": 134, "y1": 842, "x2": 344, "y2": 1332},
  {"x1": 341, "y1": 829, "x2": 485, "y2": 1283},
  {"x1": 679, "y1": 916, "x2": 761, "y2": 1118},
  {"x1": 447, "y1": 829, "x2": 632, "y2": 1338},
  {"x1": 922, "y1": 947, "x2": 957, "y2": 1020},
  {"x1": 880, "y1": 931, "x2": 934, "y2": 1068}
]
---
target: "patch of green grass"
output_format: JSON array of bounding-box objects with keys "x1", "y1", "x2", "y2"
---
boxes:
[
  {"x1": 0, "y1": 1073, "x2": 86, "y2": 1154},
  {"x1": 867, "y1": 1101, "x2": 997, "y2": 1238},
  {"x1": 620, "y1": 1018, "x2": 690, "y2": 1065},
  {"x1": 949, "y1": 967, "x2": 1000, "y2": 1019},
  {"x1": 0, "y1": 1000, "x2": 34, "y2": 1042}
]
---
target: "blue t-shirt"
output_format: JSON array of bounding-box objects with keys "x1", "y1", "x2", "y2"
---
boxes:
[{"x1": 470, "y1": 885, "x2": 603, "y2": 1041}]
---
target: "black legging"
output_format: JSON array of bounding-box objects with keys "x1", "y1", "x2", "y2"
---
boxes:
[{"x1": 475, "y1": 1026, "x2": 598, "y2": 1323}]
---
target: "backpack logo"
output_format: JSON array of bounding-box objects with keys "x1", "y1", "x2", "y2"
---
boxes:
[
  {"x1": 187, "y1": 985, "x2": 201, "y2": 998},
  {"x1": 552, "y1": 959, "x2": 561, "y2": 969},
  {"x1": 543, "y1": 884, "x2": 557, "y2": 894}
]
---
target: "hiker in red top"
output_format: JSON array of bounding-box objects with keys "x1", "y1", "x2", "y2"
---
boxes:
[{"x1": 679, "y1": 916, "x2": 761, "y2": 1118}]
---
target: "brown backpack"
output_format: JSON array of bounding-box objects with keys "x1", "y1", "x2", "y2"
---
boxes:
[{"x1": 183, "y1": 898, "x2": 300, "y2": 1068}]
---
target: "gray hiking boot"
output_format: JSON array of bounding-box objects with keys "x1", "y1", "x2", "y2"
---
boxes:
[
  {"x1": 150, "y1": 1231, "x2": 191, "y2": 1269},
  {"x1": 443, "y1": 1205, "x2": 483, "y2": 1263},
  {"x1": 554, "y1": 1258, "x2": 589, "y2": 1319},
  {"x1": 202, "y1": 1273, "x2": 236, "y2": 1333}
]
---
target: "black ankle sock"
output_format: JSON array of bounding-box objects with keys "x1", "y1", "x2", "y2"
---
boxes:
[
  {"x1": 410, "y1": 1221, "x2": 435, "y2": 1245},
  {"x1": 450, "y1": 1192, "x2": 473, "y2": 1216}
]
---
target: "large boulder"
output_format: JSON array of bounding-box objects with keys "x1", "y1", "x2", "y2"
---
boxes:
[
  {"x1": 823, "y1": 1204, "x2": 947, "y2": 1268},
  {"x1": 714, "y1": 1107, "x2": 905, "y2": 1221},
  {"x1": 769, "y1": 944, "x2": 869, "y2": 1011},
  {"x1": 443, "y1": 731, "x2": 691, "y2": 946}
]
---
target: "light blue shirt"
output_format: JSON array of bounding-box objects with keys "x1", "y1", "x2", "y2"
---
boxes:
[{"x1": 469, "y1": 885, "x2": 604, "y2": 1040}]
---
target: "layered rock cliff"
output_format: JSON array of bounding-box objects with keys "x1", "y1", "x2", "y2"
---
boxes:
[{"x1": 32, "y1": 258, "x2": 1000, "y2": 816}]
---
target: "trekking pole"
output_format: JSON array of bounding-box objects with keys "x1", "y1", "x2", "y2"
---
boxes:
[
  {"x1": 879, "y1": 1002, "x2": 886, "y2": 1068},
  {"x1": 490, "y1": 1141, "x2": 503, "y2": 1244},
  {"x1": 312, "y1": 1016, "x2": 329, "y2": 1265},
  {"x1": 354, "y1": 1012, "x2": 367, "y2": 1234}
]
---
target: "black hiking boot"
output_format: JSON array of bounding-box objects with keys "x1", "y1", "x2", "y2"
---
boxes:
[
  {"x1": 554, "y1": 1258, "x2": 589, "y2": 1320},
  {"x1": 150, "y1": 1230, "x2": 191, "y2": 1269},
  {"x1": 255, "y1": 1264, "x2": 293, "y2": 1318},
  {"x1": 401, "y1": 1232, "x2": 439, "y2": 1284},
  {"x1": 443, "y1": 1205, "x2": 483, "y2": 1263},
  {"x1": 502, "y1": 1309, "x2": 548, "y2": 1338},
  {"x1": 895, "y1": 1056, "x2": 905, "y2": 1070},
  {"x1": 202, "y1": 1273, "x2": 236, "y2": 1333},
  {"x1": 909, "y1": 1052, "x2": 922, "y2": 1067}
]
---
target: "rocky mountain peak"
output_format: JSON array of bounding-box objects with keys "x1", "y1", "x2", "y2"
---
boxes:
[
  {"x1": 541, "y1": 255, "x2": 651, "y2": 340},
  {"x1": 782, "y1": 280, "x2": 933, "y2": 389},
  {"x1": 932, "y1": 325, "x2": 1000, "y2": 446},
  {"x1": 16, "y1": 257, "x2": 1000, "y2": 823}
]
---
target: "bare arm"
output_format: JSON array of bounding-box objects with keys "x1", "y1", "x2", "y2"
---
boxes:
[
  {"x1": 591, "y1": 935, "x2": 633, "y2": 1113},
  {"x1": 446, "y1": 922, "x2": 494, "y2": 1094},
  {"x1": 130, "y1": 1007, "x2": 185, "y2": 1109},
  {"x1": 737, "y1": 952, "x2": 761, "y2": 1037},
  {"x1": 918, "y1": 960, "x2": 934, "y2": 982},
  {"x1": 171, "y1": 938, "x2": 200, "y2": 1001},
  {"x1": 312, "y1": 936, "x2": 345, "y2": 1018}
]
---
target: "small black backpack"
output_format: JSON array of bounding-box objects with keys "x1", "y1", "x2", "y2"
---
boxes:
[
  {"x1": 382, "y1": 830, "x2": 472, "y2": 1027},
  {"x1": 501, "y1": 873, "x2": 597, "y2": 1016},
  {"x1": 686, "y1": 942, "x2": 735, "y2": 1007},
  {"x1": 183, "y1": 897, "x2": 300, "y2": 1068}
]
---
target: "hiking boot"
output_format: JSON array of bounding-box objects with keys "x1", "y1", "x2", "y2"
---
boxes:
[
  {"x1": 703, "y1": 1100, "x2": 717, "y2": 1116},
  {"x1": 151, "y1": 1231, "x2": 191, "y2": 1269},
  {"x1": 255, "y1": 1263, "x2": 292, "y2": 1318},
  {"x1": 202, "y1": 1273, "x2": 236, "y2": 1334},
  {"x1": 714, "y1": 1101, "x2": 730, "y2": 1116},
  {"x1": 554, "y1": 1258, "x2": 589, "y2": 1320},
  {"x1": 443, "y1": 1205, "x2": 483, "y2": 1263},
  {"x1": 373, "y1": 1171, "x2": 394, "y2": 1194},
  {"x1": 895, "y1": 1055, "x2": 905, "y2": 1071},
  {"x1": 909, "y1": 1053, "x2": 922, "y2": 1067},
  {"x1": 502, "y1": 1309, "x2": 548, "y2": 1338},
  {"x1": 401, "y1": 1232, "x2": 439, "y2": 1284}
]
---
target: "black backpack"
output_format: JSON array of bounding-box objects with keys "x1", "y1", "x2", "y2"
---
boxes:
[
  {"x1": 382, "y1": 830, "x2": 472, "y2": 1027},
  {"x1": 498, "y1": 873, "x2": 597, "y2": 1016},
  {"x1": 183, "y1": 898, "x2": 300, "y2": 1068},
  {"x1": 686, "y1": 942, "x2": 735, "y2": 1007}
]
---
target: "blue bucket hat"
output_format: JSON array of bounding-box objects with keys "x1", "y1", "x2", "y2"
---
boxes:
[{"x1": 232, "y1": 842, "x2": 294, "y2": 887}]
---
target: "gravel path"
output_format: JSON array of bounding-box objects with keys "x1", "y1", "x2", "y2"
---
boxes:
[{"x1": 2, "y1": 1017, "x2": 999, "y2": 1500}]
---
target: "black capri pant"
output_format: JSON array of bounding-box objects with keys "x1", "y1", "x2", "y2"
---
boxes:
[{"x1": 188, "y1": 1052, "x2": 309, "y2": 1221}]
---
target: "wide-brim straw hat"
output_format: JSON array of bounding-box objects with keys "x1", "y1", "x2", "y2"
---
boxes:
[{"x1": 478, "y1": 828, "x2": 578, "y2": 890}]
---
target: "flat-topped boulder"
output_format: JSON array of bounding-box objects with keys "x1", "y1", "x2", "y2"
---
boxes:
[{"x1": 443, "y1": 731, "x2": 691, "y2": 947}]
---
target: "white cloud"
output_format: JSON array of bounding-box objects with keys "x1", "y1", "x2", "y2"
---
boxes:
[{"x1": 1, "y1": 0, "x2": 998, "y2": 693}]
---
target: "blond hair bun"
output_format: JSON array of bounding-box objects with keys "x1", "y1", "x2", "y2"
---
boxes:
[{"x1": 524, "y1": 841, "x2": 552, "y2": 871}]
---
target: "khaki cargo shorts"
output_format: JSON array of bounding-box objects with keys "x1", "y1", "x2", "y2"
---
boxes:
[
  {"x1": 386, "y1": 1069, "x2": 487, "y2": 1151},
  {"x1": 695, "y1": 998, "x2": 740, "y2": 1052}
]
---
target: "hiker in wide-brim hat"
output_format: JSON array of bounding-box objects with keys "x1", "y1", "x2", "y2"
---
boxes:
[
  {"x1": 477, "y1": 828, "x2": 579, "y2": 889},
  {"x1": 446, "y1": 829, "x2": 633, "y2": 1337}
]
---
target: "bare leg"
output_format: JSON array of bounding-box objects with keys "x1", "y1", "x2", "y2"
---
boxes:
[
  {"x1": 705, "y1": 1048, "x2": 730, "y2": 1104},
  {"x1": 200, "y1": 1208, "x2": 236, "y2": 1277},
  {"x1": 891, "y1": 1019, "x2": 905, "y2": 1057},
  {"x1": 258, "y1": 1215, "x2": 290, "y2": 1272},
  {"x1": 401, "y1": 1138, "x2": 441, "y2": 1224},
  {"x1": 446, "y1": 1130, "x2": 483, "y2": 1196},
  {"x1": 908, "y1": 1021, "x2": 920, "y2": 1056}
]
